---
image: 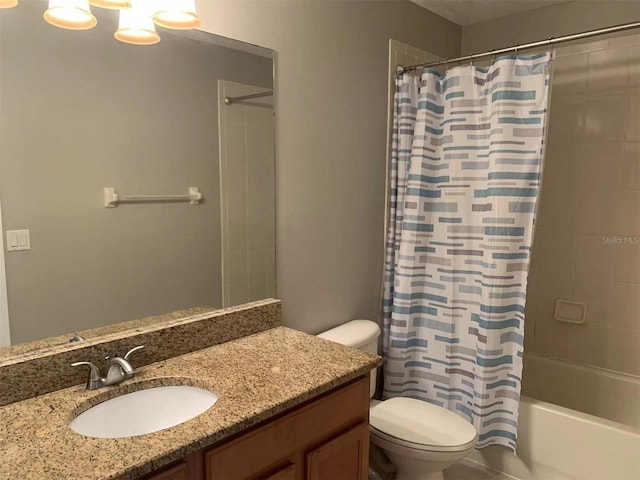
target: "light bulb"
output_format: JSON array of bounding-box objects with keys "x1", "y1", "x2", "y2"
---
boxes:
[
  {"x1": 0, "y1": 0, "x2": 18, "y2": 9},
  {"x1": 89, "y1": 0, "x2": 131, "y2": 9},
  {"x1": 44, "y1": 0, "x2": 97, "y2": 30},
  {"x1": 153, "y1": 0, "x2": 201, "y2": 30},
  {"x1": 114, "y1": 0, "x2": 160, "y2": 45}
]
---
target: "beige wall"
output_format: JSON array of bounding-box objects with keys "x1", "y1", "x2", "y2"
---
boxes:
[
  {"x1": 387, "y1": 38, "x2": 441, "y2": 159},
  {"x1": 461, "y1": 0, "x2": 640, "y2": 54},
  {"x1": 196, "y1": 0, "x2": 462, "y2": 333},
  {"x1": 0, "y1": 3, "x2": 273, "y2": 343}
]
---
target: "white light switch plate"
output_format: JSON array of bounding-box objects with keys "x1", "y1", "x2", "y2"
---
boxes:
[{"x1": 6, "y1": 229, "x2": 30, "y2": 252}]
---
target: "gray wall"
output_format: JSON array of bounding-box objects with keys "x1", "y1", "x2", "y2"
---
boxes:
[
  {"x1": 195, "y1": 0, "x2": 462, "y2": 334},
  {"x1": 461, "y1": 0, "x2": 640, "y2": 54},
  {"x1": 0, "y1": 2, "x2": 273, "y2": 343}
]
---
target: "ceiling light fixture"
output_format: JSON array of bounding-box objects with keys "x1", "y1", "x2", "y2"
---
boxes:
[
  {"x1": 153, "y1": 0, "x2": 201, "y2": 30},
  {"x1": 114, "y1": 0, "x2": 160, "y2": 45},
  {"x1": 0, "y1": 0, "x2": 18, "y2": 9},
  {"x1": 9, "y1": 0, "x2": 202, "y2": 44},
  {"x1": 43, "y1": 0, "x2": 97, "y2": 30},
  {"x1": 89, "y1": 0, "x2": 131, "y2": 9}
]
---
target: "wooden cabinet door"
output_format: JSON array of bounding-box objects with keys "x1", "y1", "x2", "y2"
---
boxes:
[{"x1": 306, "y1": 422, "x2": 369, "y2": 480}]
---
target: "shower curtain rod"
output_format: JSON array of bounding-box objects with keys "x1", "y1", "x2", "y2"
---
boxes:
[
  {"x1": 397, "y1": 21, "x2": 640, "y2": 74},
  {"x1": 224, "y1": 91, "x2": 273, "y2": 105}
]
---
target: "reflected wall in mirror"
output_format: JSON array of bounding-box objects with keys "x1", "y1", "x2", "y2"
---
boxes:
[{"x1": 0, "y1": 1, "x2": 275, "y2": 349}]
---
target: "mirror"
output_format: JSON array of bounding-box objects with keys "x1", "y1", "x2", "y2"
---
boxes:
[{"x1": 0, "y1": 1, "x2": 275, "y2": 352}]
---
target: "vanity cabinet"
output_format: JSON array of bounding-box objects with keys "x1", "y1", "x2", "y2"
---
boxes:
[
  {"x1": 145, "y1": 462, "x2": 189, "y2": 480},
  {"x1": 305, "y1": 422, "x2": 369, "y2": 480},
  {"x1": 144, "y1": 453, "x2": 202, "y2": 480},
  {"x1": 143, "y1": 375, "x2": 370, "y2": 480},
  {"x1": 262, "y1": 464, "x2": 297, "y2": 480}
]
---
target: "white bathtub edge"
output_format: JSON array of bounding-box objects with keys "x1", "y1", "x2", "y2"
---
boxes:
[
  {"x1": 468, "y1": 396, "x2": 640, "y2": 480},
  {"x1": 467, "y1": 448, "x2": 578, "y2": 480}
]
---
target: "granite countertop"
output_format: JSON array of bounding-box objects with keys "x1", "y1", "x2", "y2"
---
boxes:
[
  {"x1": 0, "y1": 306, "x2": 214, "y2": 361},
  {"x1": 0, "y1": 327, "x2": 381, "y2": 480}
]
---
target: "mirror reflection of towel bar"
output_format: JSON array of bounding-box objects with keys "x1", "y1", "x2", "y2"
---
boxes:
[
  {"x1": 224, "y1": 91, "x2": 273, "y2": 105},
  {"x1": 104, "y1": 187, "x2": 202, "y2": 208}
]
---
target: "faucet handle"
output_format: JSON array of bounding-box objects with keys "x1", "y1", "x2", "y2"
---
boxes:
[
  {"x1": 124, "y1": 345, "x2": 144, "y2": 362},
  {"x1": 71, "y1": 361, "x2": 101, "y2": 378},
  {"x1": 71, "y1": 361, "x2": 104, "y2": 390}
]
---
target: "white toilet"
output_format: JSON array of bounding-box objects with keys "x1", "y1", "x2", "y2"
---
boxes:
[{"x1": 318, "y1": 320, "x2": 478, "y2": 480}]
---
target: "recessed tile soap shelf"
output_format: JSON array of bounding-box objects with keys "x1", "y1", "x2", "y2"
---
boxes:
[{"x1": 554, "y1": 299, "x2": 587, "y2": 324}]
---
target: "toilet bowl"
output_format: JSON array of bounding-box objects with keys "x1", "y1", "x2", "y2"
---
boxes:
[
  {"x1": 318, "y1": 320, "x2": 478, "y2": 480},
  {"x1": 369, "y1": 397, "x2": 477, "y2": 480}
]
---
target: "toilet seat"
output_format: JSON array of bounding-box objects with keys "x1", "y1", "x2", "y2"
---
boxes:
[
  {"x1": 370, "y1": 397, "x2": 478, "y2": 453},
  {"x1": 370, "y1": 425, "x2": 477, "y2": 454}
]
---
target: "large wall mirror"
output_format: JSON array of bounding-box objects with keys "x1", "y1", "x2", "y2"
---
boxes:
[{"x1": 0, "y1": 1, "x2": 275, "y2": 351}]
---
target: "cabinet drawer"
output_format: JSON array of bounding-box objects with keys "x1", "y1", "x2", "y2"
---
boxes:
[
  {"x1": 143, "y1": 452, "x2": 203, "y2": 480},
  {"x1": 204, "y1": 375, "x2": 369, "y2": 480},
  {"x1": 144, "y1": 461, "x2": 189, "y2": 480}
]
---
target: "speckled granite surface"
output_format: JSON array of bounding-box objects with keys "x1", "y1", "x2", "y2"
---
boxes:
[
  {"x1": 0, "y1": 327, "x2": 381, "y2": 480},
  {"x1": 0, "y1": 300, "x2": 281, "y2": 406},
  {"x1": 0, "y1": 306, "x2": 214, "y2": 360}
]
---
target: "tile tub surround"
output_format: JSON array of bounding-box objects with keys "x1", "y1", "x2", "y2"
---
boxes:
[
  {"x1": 0, "y1": 299, "x2": 281, "y2": 406},
  {"x1": 526, "y1": 34, "x2": 640, "y2": 380},
  {"x1": 0, "y1": 327, "x2": 381, "y2": 480}
]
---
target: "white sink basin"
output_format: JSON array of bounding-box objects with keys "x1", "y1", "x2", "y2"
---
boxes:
[{"x1": 70, "y1": 385, "x2": 218, "y2": 438}]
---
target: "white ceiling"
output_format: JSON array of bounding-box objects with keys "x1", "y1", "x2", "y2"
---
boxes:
[{"x1": 411, "y1": 0, "x2": 569, "y2": 26}]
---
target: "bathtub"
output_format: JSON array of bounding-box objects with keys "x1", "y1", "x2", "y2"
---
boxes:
[{"x1": 467, "y1": 354, "x2": 640, "y2": 480}]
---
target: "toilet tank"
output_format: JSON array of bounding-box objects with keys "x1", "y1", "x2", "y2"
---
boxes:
[{"x1": 317, "y1": 320, "x2": 381, "y2": 398}]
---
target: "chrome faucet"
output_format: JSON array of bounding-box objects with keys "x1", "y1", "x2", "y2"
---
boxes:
[{"x1": 72, "y1": 345, "x2": 144, "y2": 390}]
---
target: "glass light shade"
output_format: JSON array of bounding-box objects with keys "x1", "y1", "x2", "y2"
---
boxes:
[
  {"x1": 0, "y1": 0, "x2": 18, "y2": 9},
  {"x1": 153, "y1": 0, "x2": 201, "y2": 30},
  {"x1": 114, "y1": 1, "x2": 160, "y2": 45},
  {"x1": 44, "y1": 0, "x2": 97, "y2": 30},
  {"x1": 89, "y1": 0, "x2": 131, "y2": 9}
]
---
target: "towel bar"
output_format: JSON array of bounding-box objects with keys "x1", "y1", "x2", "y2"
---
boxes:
[{"x1": 104, "y1": 187, "x2": 202, "y2": 207}]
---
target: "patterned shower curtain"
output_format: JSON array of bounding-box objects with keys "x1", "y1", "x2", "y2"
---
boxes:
[{"x1": 382, "y1": 53, "x2": 551, "y2": 451}]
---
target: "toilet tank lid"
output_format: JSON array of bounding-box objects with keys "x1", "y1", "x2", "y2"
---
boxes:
[{"x1": 317, "y1": 320, "x2": 380, "y2": 348}]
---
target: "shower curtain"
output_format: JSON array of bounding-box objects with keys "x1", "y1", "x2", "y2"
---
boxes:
[{"x1": 383, "y1": 53, "x2": 551, "y2": 451}]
